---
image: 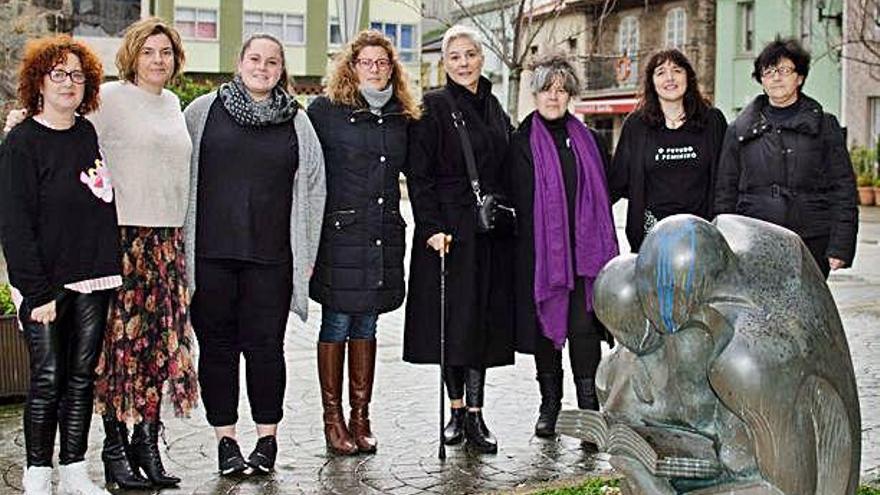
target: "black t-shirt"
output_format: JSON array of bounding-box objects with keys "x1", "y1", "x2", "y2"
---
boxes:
[
  {"x1": 0, "y1": 117, "x2": 120, "y2": 309},
  {"x1": 196, "y1": 99, "x2": 298, "y2": 263},
  {"x1": 644, "y1": 122, "x2": 714, "y2": 221}
]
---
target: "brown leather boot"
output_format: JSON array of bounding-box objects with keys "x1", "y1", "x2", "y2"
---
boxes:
[
  {"x1": 318, "y1": 342, "x2": 358, "y2": 455},
  {"x1": 348, "y1": 338, "x2": 378, "y2": 453}
]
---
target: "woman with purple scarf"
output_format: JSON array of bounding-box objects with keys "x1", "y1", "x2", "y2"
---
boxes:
[{"x1": 508, "y1": 55, "x2": 618, "y2": 438}]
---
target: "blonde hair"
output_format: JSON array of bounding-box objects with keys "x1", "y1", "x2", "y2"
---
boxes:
[
  {"x1": 325, "y1": 29, "x2": 420, "y2": 120},
  {"x1": 116, "y1": 17, "x2": 185, "y2": 85}
]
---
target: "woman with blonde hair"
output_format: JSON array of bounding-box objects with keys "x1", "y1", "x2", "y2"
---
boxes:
[
  {"x1": 308, "y1": 29, "x2": 419, "y2": 455},
  {"x1": 4, "y1": 17, "x2": 197, "y2": 490}
]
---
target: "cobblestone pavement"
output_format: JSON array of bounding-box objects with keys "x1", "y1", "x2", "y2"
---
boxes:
[{"x1": 0, "y1": 203, "x2": 877, "y2": 494}]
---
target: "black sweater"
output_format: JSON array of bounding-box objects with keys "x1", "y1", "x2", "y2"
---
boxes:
[{"x1": 0, "y1": 117, "x2": 120, "y2": 310}]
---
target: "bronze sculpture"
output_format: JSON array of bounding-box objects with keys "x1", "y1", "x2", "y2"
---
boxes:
[{"x1": 559, "y1": 214, "x2": 861, "y2": 495}]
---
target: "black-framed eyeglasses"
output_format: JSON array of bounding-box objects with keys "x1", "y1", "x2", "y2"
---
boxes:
[
  {"x1": 354, "y1": 58, "x2": 391, "y2": 71},
  {"x1": 48, "y1": 69, "x2": 86, "y2": 84},
  {"x1": 760, "y1": 65, "x2": 796, "y2": 78}
]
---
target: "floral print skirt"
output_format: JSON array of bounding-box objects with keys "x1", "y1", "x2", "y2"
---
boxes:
[{"x1": 95, "y1": 227, "x2": 199, "y2": 423}]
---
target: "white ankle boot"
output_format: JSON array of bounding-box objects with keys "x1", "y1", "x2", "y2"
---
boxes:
[
  {"x1": 57, "y1": 462, "x2": 109, "y2": 495},
  {"x1": 22, "y1": 466, "x2": 52, "y2": 495}
]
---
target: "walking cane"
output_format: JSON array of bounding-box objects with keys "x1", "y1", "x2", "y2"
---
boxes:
[{"x1": 438, "y1": 249, "x2": 447, "y2": 460}]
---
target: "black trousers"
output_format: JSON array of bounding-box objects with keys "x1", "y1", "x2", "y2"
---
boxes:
[
  {"x1": 191, "y1": 258, "x2": 292, "y2": 427},
  {"x1": 533, "y1": 279, "x2": 602, "y2": 379},
  {"x1": 803, "y1": 236, "x2": 831, "y2": 279},
  {"x1": 22, "y1": 289, "x2": 110, "y2": 467}
]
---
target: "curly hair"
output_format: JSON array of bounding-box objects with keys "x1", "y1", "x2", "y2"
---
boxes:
[
  {"x1": 116, "y1": 17, "x2": 186, "y2": 85},
  {"x1": 751, "y1": 36, "x2": 810, "y2": 87},
  {"x1": 325, "y1": 29, "x2": 420, "y2": 120},
  {"x1": 18, "y1": 35, "x2": 103, "y2": 116},
  {"x1": 634, "y1": 49, "x2": 710, "y2": 129}
]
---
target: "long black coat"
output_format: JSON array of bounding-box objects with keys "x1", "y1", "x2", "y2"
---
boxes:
[
  {"x1": 714, "y1": 94, "x2": 858, "y2": 266},
  {"x1": 403, "y1": 77, "x2": 515, "y2": 368},
  {"x1": 507, "y1": 112, "x2": 611, "y2": 354},
  {"x1": 307, "y1": 95, "x2": 409, "y2": 314},
  {"x1": 607, "y1": 108, "x2": 728, "y2": 252}
]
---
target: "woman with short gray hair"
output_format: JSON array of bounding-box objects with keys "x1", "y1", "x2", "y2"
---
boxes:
[
  {"x1": 508, "y1": 54, "x2": 618, "y2": 438},
  {"x1": 403, "y1": 23, "x2": 515, "y2": 455}
]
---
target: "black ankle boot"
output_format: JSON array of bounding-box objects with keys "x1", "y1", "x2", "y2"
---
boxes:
[
  {"x1": 101, "y1": 416, "x2": 151, "y2": 489},
  {"x1": 574, "y1": 377, "x2": 599, "y2": 411},
  {"x1": 534, "y1": 373, "x2": 563, "y2": 437},
  {"x1": 130, "y1": 421, "x2": 181, "y2": 487},
  {"x1": 247, "y1": 435, "x2": 277, "y2": 473},
  {"x1": 443, "y1": 407, "x2": 466, "y2": 445},
  {"x1": 464, "y1": 410, "x2": 497, "y2": 454},
  {"x1": 218, "y1": 437, "x2": 248, "y2": 476}
]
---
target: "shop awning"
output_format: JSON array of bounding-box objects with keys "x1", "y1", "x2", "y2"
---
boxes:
[{"x1": 574, "y1": 97, "x2": 639, "y2": 115}]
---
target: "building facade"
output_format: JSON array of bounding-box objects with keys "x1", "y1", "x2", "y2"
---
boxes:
[
  {"x1": 515, "y1": 0, "x2": 717, "y2": 145},
  {"x1": 73, "y1": 0, "x2": 422, "y2": 96},
  {"x1": 842, "y1": 0, "x2": 879, "y2": 149},
  {"x1": 714, "y1": 0, "x2": 843, "y2": 120}
]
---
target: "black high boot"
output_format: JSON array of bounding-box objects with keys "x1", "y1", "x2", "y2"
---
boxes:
[
  {"x1": 130, "y1": 421, "x2": 181, "y2": 487},
  {"x1": 101, "y1": 415, "x2": 151, "y2": 489},
  {"x1": 534, "y1": 372, "x2": 563, "y2": 437}
]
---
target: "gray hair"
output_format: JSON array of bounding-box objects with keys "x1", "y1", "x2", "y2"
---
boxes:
[
  {"x1": 530, "y1": 54, "x2": 579, "y2": 95},
  {"x1": 441, "y1": 25, "x2": 483, "y2": 57}
]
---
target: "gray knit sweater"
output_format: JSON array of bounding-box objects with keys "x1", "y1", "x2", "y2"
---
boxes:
[{"x1": 183, "y1": 92, "x2": 326, "y2": 322}]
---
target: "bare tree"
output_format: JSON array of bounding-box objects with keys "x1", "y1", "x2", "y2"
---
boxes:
[{"x1": 839, "y1": 0, "x2": 880, "y2": 75}]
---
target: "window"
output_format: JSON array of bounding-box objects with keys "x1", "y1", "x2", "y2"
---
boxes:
[
  {"x1": 73, "y1": 0, "x2": 140, "y2": 37},
  {"x1": 871, "y1": 97, "x2": 880, "y2": 151},
  {"x1": 243, "y1": 11, "x2": 305, "y2": 44},
  {"x1": 665, "y1": 8, "x2": 686, "y2": 49},
  {"x1": 739, "y1": 2, "x2": 755, "y2": 53},
  {"x1": 329, "y1": 16, "x2": 342, "y2": 45},
  {"x1": 617, "y1": 16, "x2": 639, "y2": 57},
  {"x1": 799, "y1": 0, "x2": 814, "y2": 48},
  {"x1": 175, "y1": 8, "x2": 217, "y2": 39},
  {"x1": 370, "y1": 22, "x2": 417, "y2": 62}
]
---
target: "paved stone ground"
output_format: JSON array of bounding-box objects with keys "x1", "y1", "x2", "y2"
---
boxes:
[{"x1": 0, "y1": 202, "x2": 877, "y2": 494}]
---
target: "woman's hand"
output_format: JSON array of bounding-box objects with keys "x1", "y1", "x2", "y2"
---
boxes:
[
  {"x1": 829, "y1": 257, "x2": 846, "y2": 271},
  {"x1": 427, "y1": 233, "x2": 452, "y2": 255},
  {"x1": 30, "y1": 300, "x2": 56, "y2": 324},
  {"x1": 3, "y1": 108, "x2": 27, "y2": 133}
]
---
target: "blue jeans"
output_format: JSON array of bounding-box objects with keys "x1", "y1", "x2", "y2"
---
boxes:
[{"x1": 319, "y1": 311, "x2": 378, "y2": 343}]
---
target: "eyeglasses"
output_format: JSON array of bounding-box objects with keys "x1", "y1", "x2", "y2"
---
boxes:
[
  {"x1": 354, "y1": 58, "x2": 392, "y2": 71},
  {"x1": 47, "y1": 69, "x2": 86, "y2": 84},
  {"x1": 760, "y1": 65, "x2": 797, "y2": 78}
]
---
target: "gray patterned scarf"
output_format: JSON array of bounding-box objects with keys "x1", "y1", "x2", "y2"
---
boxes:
[{"x1": 218, "y1": 74, "x2": 299, "y2": 126}]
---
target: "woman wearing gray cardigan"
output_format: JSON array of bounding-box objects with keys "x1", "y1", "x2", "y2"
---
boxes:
[{"x1": 183, "y1": 33, "x2": 325, "y2": 475}]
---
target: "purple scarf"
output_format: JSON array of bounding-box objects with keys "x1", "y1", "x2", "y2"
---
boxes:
[{"x1": 530, "y1": 114, "x2": 619, "y2": 349}]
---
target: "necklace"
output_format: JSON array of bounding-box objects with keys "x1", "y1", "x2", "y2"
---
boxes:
[
  {"x1": 664, "y1": 110, "x2": 686, "y2": 129},
  {"x1": 33, "y1": 114, "x2": 75, "y2": 130}
]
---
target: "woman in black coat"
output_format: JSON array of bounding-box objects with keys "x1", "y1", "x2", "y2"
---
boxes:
[
  {"x1": 608, "y1": 49, "x2": 727, "y2": 252},
  {"x1": 403, "y1": 24, "x2": 515, "y2": 454},
  {"x1": 715, "y1": 38, "x2": 858, "y2": 278},
  {"x1": 308, "y1": 30, "x2": 420, "y2": 456},
  {"x1": 508, "y1": 55, "x2": 618, "y2": 438}
]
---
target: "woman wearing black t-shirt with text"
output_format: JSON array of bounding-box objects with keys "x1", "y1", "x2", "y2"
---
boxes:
[{"x1": 608, "y1": 49, "x2": 727, "y2": 252}]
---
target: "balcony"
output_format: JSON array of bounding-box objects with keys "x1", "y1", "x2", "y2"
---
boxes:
[{"x1": 581, "y1": 54, "x2": 639, "y2": 95}]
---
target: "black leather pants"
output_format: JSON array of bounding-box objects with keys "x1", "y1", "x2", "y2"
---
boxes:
[
  {"x1": 22, "y1": 289, "x2": 110, "y2": 467},
  {"x1": 443, "y1": 366, "x2": 486, "y2": 408}
]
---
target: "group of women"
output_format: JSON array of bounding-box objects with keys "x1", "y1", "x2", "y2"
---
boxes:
[{"x1": 0, "y1": 16, "x2": 857, "y2": 494}]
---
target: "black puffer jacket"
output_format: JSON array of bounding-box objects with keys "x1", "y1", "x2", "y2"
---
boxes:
[
  {"x1": 714, "y1": 94, "x2": 858, "y2": 265},
  {"x1": 307, "y1": 95, "x2": 409, "y2": 314}
]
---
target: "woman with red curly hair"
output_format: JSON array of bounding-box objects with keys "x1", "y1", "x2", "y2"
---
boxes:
[
  {"x1": 0, "y1": 35, "x2": 118, "y2": 495},
  {"x1": 307, "y1": 29, "x2": 419, "y2": 456}
]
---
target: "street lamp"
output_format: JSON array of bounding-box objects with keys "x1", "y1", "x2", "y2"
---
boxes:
[{"x1": 816, "y1": 0, "x2": 842, "y2": 29}]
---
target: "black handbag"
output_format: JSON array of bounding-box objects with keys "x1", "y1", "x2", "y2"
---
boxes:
[{"x1": 441, "y1": 91, "x2": 517, "y2": 236}]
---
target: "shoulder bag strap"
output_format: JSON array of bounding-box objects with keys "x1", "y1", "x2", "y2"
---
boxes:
[{"x1": 440, "y1": 90, "x2": 484, "y2": 205}]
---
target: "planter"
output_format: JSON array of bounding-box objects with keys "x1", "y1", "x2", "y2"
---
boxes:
[
  {"x1": 859, "y1": 186, "x2": 876, "y2": 206},
  {"x1": 875, "y1": 187, "x2": 880, "y2": 206},
  {"x1": 0, "y1": 314, "x2": 29, "y2": 399}
]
